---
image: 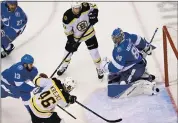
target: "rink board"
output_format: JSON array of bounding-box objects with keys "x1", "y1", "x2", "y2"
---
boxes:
[{"x1": 84, "y1": 85, "x2": 177, "y2": 123}]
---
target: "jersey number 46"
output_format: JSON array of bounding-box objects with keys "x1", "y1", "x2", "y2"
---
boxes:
[{"x1": 40, "y1": 91, "x2": 56, "y2": 108}]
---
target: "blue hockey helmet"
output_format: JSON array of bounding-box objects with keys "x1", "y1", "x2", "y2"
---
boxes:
[
  {"x1": 112, "y1": 28, "x2": 125, "y2": 44},
  {"x1": 6, "y1": 0, "x2": 18, "y2": 5},
  {"x1": 21, "y1": 54, "x2": 34, "y2": 64}
]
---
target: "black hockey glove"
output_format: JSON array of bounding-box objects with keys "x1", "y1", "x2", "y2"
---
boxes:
[
  {"x1": 66, "y1": 35, "x2": 80, "y2": 52},
  {"x1": 89, "y1": 9, "x2": 98, "y2": 25},
  {"x1": 68, "y1": 95, "x2": 77, "y2": 104}
]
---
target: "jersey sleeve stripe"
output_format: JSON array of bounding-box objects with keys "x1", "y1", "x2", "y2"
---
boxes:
[
  {"x1": 1, "y1": 76, "x2": 11, "y2": 85},
  {"x1": 34, "y1": 77, "x2": 41, "y2": 86},
  {"x1": 135, "y1": 35, "x2": 142, "y2": 46},
  {"x1": 111, "y1": 58, "x2": 124, "y2": 70}
]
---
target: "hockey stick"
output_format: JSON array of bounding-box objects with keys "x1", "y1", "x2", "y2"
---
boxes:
[
  {"x1": 50, "y1": 24, "x2": 92, "y2": 78},
  {"x1": 51, "y1": 24, "x2": 92, "y2": 121},
  {"x1": 150, "y1": 28, "x2": 158, "y2": 43},
  {"x1": 76, "y1": 100, "x2": 122, "y2": 122},
  {"x1": 57, "y1": 105, "x2": 77, "y2": 119}
]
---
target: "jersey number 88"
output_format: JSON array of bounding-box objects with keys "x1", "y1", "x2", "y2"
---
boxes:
[{"x1": 131, "y1": 46, "x2": 139, "y2": 59}]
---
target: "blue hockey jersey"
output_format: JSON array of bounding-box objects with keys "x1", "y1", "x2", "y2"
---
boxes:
[
  {"x1": 1, "y1": 62, "x2": 38, "y2": 102},
  {"x1": 1, "y1": 1, "x2": 27, "y2": 34},
  {"x1": 108, "y1": 32, "x2": 149, "y2": 73}
]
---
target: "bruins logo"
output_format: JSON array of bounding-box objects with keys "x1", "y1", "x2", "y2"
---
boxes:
[
  {"x1": 77, "y1": 21, "x2": 88, "y2": 32},
  {"x1": 63, "y1": 16, "x2": 67, "y2": 21}
]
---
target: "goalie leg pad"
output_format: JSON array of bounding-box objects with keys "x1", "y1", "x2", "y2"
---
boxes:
[{"x1": 108, "y1": 80, "x2": 157, "y2": 98}]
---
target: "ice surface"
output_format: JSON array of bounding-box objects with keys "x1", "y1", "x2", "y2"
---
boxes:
[
  {"x1": 84, "y1": 86, "x2": 177, "y2": 123},
  {"x1": 1, "y1": 1, "x2": 177, "y2": 123}
]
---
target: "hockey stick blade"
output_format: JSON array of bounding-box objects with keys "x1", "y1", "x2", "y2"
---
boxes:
[{"x1": 76, "y1": 101, "x2": 122, "y2": 122}]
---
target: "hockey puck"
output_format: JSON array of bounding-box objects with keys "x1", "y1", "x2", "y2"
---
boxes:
[{"x1": 155, "y1": 88, "x2": 159, "y2": 92}]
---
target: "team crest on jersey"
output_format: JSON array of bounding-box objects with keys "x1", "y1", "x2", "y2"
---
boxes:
[
  {"x1": 117, "y1": 47, "x2": 122, "y2": 52},
  {"x1": 116, "y1": 55, "x2": 122, "y2": 61},
  {"x1": 77, "y1": 21, "x2": 88, "y2": 32},
  {"x1": 15, "y1": 12, "x2": 20, "y2": 17},
  {"x1": 17, "y1": 65, "x2": 23, "y2": 70},
  {"x1": 64, "y1": 16, "x2": 67, "y2": 21}
]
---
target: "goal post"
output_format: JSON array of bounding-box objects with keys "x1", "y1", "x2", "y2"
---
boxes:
[{"x1": 162, "y1": 25, "x2": 178, "y2": 87}]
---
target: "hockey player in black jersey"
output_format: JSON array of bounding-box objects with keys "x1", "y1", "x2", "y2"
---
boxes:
[
  {"x1": 28, "y1": 73, "x2": 77, "y2": 123},
  {"x1": 57, "y1": 2, "x2": 104, "y2": 79}
]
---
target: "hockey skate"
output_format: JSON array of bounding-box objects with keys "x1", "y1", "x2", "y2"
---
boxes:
[
  {"x1": 1, "y1": 44, "x2": 15, "y2": 58},
  {"x1": 57, "y1": 65, "x2": 68, "y2": 76},
  {"x1": 96, "y1": 68, "x2": 104, "y2": 79}
]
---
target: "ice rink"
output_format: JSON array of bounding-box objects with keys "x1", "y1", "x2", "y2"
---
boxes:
[{"x1": 1, "y1": 1, "x2": 177, "y2": 123}]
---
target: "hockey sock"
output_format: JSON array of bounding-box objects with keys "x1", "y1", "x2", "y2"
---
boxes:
[
  {"x1": 62, "y1": 50, "x2": 73, "y2": 67},
  {"x1": 89, "y1": 48, "x2": 102, "y2": 68}
]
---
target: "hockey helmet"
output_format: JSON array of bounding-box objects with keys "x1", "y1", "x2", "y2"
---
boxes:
[
  {"x1": 71, "y1": 2, "x2": 82, "y2": 15},
  {"x1": 6, "y1": 0, "x2": 18, "y2": 12},
  {"x1": 6, "y1": 0, "x2": 18, "y2": 5},
  {"x1": 63, "y1": 77, "x2": 77, "y2": 93},
  {"x1": 112, "y1": 28, "x2": 125, "y2": 44},
  {"x1": 21, "y1": 54, "x2": 34, "y2": 64},
  {"x1": 71, "y1": 1, "x2": 82, "y2": 9}
]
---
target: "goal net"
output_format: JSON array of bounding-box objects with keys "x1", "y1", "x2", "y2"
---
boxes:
[{"x1": 162, "y1": 25, "x2": 178, "y2": 87}]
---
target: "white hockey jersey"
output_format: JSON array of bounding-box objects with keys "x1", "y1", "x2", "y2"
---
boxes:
[
  {"x1": 63, "y1": 2, "x2": 98, "y2": 42},
  {"x1": 29, "y1": 77, "x2": 69, "y2": 118}
]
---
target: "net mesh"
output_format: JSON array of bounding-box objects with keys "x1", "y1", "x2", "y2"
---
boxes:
[{"x1": 165, "y1": 26, "x2": 178, "y2": 85}]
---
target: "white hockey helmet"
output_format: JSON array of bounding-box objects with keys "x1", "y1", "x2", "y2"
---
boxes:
[
  {"x1": 71, "y1": 1, "x2": 82, "y2": 9},
  {"x1": 63, "y1": 77, "x2": 77, "y2": 93}
]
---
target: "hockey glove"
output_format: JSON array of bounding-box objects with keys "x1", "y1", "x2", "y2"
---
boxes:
[
  {"x1": 141, "y1": 44, "x2": 152, "y2": 58},
  {"x1": 66, "y1": 35, "x2": 80, "y2": 52},
  {"x1": 68, "y1": 95, "x2": 77, "y2": 104},
  {"x1": 89, "y1": 9, "x2": 98, "y2": 25}
]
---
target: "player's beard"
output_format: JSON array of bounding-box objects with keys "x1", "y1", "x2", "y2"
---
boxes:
[
  {"x1": 24, "y1": 64, "x2": 34, "y2": 71},
  {"x1": 7, "y1": 4, "x2": 17, "y2": 12}
]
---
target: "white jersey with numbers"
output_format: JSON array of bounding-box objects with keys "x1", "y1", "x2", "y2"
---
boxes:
[
  {"x1": 63, "y1": 2, "x2": 98, "y2": 42},
  {"x1": 29, "y1": 78, "x2": 68, "y2": 118}
]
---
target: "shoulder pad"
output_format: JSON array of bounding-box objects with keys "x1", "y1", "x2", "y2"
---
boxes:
[
  {"x1": 81, "y1": 2, "x2": 90, "y2": 12},
  {"x1": 32, "y1": 67, "x2": 38, "y2": 73},
  {"x1": 63, "y1": 9, "x2": 74, "y2": 24}
]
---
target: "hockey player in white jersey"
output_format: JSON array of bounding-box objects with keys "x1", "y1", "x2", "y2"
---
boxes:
[
  {"x1": 28, "y1": 73, "x2": 77, "y2": 123},
  {"x1": 102, "y1": 28, "x2": 159, "y2": 98},
  {"x1": 57, "y1": 2, "x2": 104, "y2": 79}
]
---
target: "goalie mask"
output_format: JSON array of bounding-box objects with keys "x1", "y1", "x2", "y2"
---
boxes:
[
  {"x1": 63, "y1": 77, "x2": 77, "y2": 93},
  {"x1": 112, "y1": 28, "x2": 125, "y2": 44}
]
